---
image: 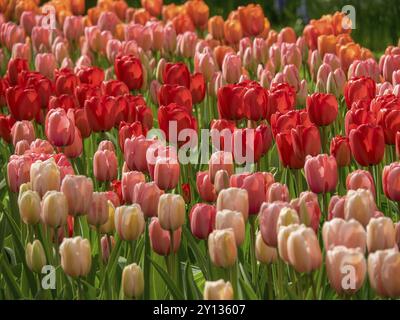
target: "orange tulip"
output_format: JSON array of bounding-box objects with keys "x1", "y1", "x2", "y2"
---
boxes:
[
  {"x1": 214, "y1": 45, "x2": 235, "y2": 70},
  {"x1": 133, "y1": 8, "x2": 151, "y2": 25},
  {"x1": 318, "y1": 34, "x2": 337, "y2": 58},
  {"x1": 141, "y1": 0, "x2": 163, "y2": 17},
  {"x1": 185, "y1": 0, "x2": 209, "y2": 30},
  {"x1": 278, "y1": 27, "x2": 297, "y2": 44},
  {"x1": 238, "y1": 4, "x2": 265, "y2": 36},
  {"x1": 224, "y1": 18, "x2": 243, "y2": 45},
  {"x1": 339, "y1": 42, "x2": 361, "y2": 72},
  {"x1": 208, "y1": 16, "x2": 225, "y2": 40}
]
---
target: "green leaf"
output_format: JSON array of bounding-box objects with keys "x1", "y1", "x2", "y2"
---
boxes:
[
  {"x1": 0, "y1": 254, "x2": 24, "y2": 299},
  {"x1": 239, "y1": 277, "x2": 258, "y2": 300},
  {"x1": 148, "y1": 256, "x2": 184, "y2": 300}
]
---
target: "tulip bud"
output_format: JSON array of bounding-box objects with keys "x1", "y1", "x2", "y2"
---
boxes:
[
  {"x1": 93, "y1": 150, "x2": 118, "y2": 182},
  {"x1": 154, "y1": 157, "x2": 180, "y2": 191},
  {"x1": 346, "y1": 170, "x2": 375, "y2": 195},
  {"x1": 278, "y1": 223, "x2": 303, "y2": 263},
  {"x1": 30, "y1": 158, "x2": 60, "y2": 198},
  {"x1": 189, "y1": 203, "x2": 216, "y2": 240},
  {"x1": 208, "y1": 228, "x2": 237, "y2": 268},
  {"x1": 326, "y1": 246, "x2": 366, "y2": 295},
  {"x1": 59, "y1": 236, "x2": 92, "y2": 277},
  {"x1": 18, "y1": 190, "x2": 41, "y2": 225},
  {"x1": 87, "y1": 192, "x2": 109, "y2": 227},
  {"x1": 101, "y1": 235, "x2": 115, "y2": 263},
  {"x1": 368, "y1": 248, "x2": 400, "y2": 297},
  {"x1": 115, "y1": 204, "x2": 145, "y2": 241},
  {"x1": 11, "y1": 121, "x2": 35, "y2": 147},
  {"x1": 256, "y1": 232, "x2": 278, "y2": 264},
  {"x1": 304, "y1": 154, "x2": 338, "y2": 194},
  {"x1": 122, "y1": 263, "x2": 144, "y2": 299},
  {"x1": 215, "y1": 210, "x2": 245, "y2": 246},
  {"x1": 26, "y1": 240, "x2": 47, "y2": 273},
  {"x1": 121, "y1": 171, "x2": 146, "y2": 204},
  {"x1": 344, "y1": 189, "x2": 375, "y2": 227},
  {"x1": 158, "y1": 194, "x2": 185, "y2": 231},
  {"x1": 216, "y1": 187, "x2": 249, "y2": 221},
  {"x1": 42, "y1": 191, "x2": 68, "y2": 229},
  {"x1": 367, "y1": 217, "x2": 396, "y2": 253},
  {"x1": 204, "y1": 280, "x2": 233, "y2": 300}
]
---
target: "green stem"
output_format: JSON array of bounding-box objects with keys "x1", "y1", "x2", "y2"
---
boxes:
[{"x1": 249, "y1": 215, "x2": 257, "y2": 289}]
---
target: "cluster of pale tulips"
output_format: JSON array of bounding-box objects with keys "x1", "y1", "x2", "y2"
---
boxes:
[{"x1": 0, "y1": 0, "x2": 400, "y2": 301}]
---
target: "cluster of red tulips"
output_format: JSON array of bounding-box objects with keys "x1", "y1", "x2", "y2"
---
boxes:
[{"x1": 0, "y1": 0, "x2": 400, "y2": 301}]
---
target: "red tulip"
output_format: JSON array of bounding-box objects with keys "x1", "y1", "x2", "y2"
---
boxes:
[
  {"x1": 271, "y1": 109, "x2": 311, "y2": 137},
  {"x1": 233, "y1": 128, "x2": 264, "y2": 163},
  {"x1": 55, "y1": 68, "x2": 80, "y2": 96},
  {"x1": 49, "y1": 94, "x2": 78, "y2": 112},
  {"x1": 163, "y1": 62, "x2": 191, "y2": 89},
  {"x1": 256, "y1": 123, "x2": 273, "y2": 155},
  {"x1": 291, "y1": 124, "x2": 321, "y2": 160},
  {"x1": 370, "y1": 94, "x2": 400, "y2": 114},
  {"x1": 84, "y1": 96, "x2": 117, "y2": 132},
  {"x1": 275, "y1": 131, "x2": 305, "y2": 169},
  {"x1": 345, "y1": 105, "x2": 376, "y2": 136},
  {"x1": 267, "y1": 82, "x2": 296, "y2": 121},
  {"x1": 189, "y1": 203, "x2": 216, "y2": 240},
  {"x1": 6, "y1": 85, "x2": 41, "y2": 121},
  {"x1": 376, "y1": 108, "x2": 400, "y2": 145},
  {"x1": 0, "y1": 114, "x2": 15, "y2": 143},
  {"x1": 136, "y1": 104, "x2": 154, "y2": 133},
  {"x1": 349, "y1": 124, "x2": 385, "y2": 166},
  {"x1": 243, "y1": 85, "x2": 268, "y2": 121},
  {"x1": 75, "y1": 84, "x2": 101, "y2": 108},
  {"x1": 344, "y1": 76, "x2": 376, "y2": 109},
  {"x1": 149, "y1": 217, "x2": 181, "y2": 256},
  {"x1": 101, "y1": 80, "x2": 130, "y2": 97},
  {"x1": 158, "y1": 103, "x2": 197, "y2": 143},
  {"x1": 114, "y1": 55, "x2": 144, "y2": 90},
  {"x1": 20, "y1": 71, "x2": 54, "y2": 109},
  {"x1": 217, "y1": 84, "x2": 245, "y2": 120},
  {"x1": 210, "y1": 119, "x2": 236, "y2": 151},
  {"x1": 77, "y1": 66, "x2": 105, "y2": 87},
  {"x1": 190, "y1": 72, "x2": 206, "y2": 104},
  {"x1": 73, "y1": 108, "x2": 92, "y2": 138},
  {"x1": 158, "y1": 84, "x2": 192, "y2": 113},
  {"x1": 306, "y1": 93, "x2": 338, "y2": 126},
  {"x1": 7, "y1": 58, "x2": 29, "y2": 85},
  {"x1": 330, "y1": 135, "x2": 351, "y2": 167}
]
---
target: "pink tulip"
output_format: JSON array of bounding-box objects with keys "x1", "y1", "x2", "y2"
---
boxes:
[
  {"x1": 61, "y1": 174, "x2": 93, "y2": 216},
  {"x1": 149, "y1": 217, "x2": 181, "y2": 256},
  {"x1": 31, "y1": 26, "x2": 51, "y2": 53},
  {"x1": 121, "y1": 171, "x2": 146, "y2": 204},
  {"x1": 266, "y1": 182, "x2": 289, "y2": 203},
  {"x1": 328, "y1": 195, "x2": 346, "y2": 220},
  {"x1": 216, "y1": 187, "x2": 249, "y2": 221},
  {"x1": 132, "y1": 182, "x2": 164, "y2": 218},
  {"x1": 97, "y1": 11, "x2": 120, "y2": 34},
  {"x1": 179, "y1": 31, "x2": 198, "y2": 58},
  {"x1": 259, "y1": 201, "x2": 292, "y2": 247},
  {"x1": 93, "y1": 150, "x2": 118, "y2": 182},
  {"x1": 7, "y1": 154, "x2": 32, "y2": 192},
  {"x1": 196, "y1": 171, "x2": 217, "y2": 202},
  {"x1": 290, "y1": 191, "x2": 321, "y2": 233},
  {"x1": 124, "y1": 135, "x2": 155, "y2": 172},
  {"x1": 322, "y1": 218, "x2": 366, "y2": 252},
  {"x1": 20, "y1": 11, "x2": 37, "y2": 36},
  {"x1": 367, "y1": 217, "x2": 396, "y2": 253},
  {"x1": 346, "y1": 169, "x2": 376, "y2": 196},
  {"x1": 98, "y1": 140, "x2": 116, "y2": 153},
  {"x1": 189, "y1": 203, "x2": 216, "y2": 240},
  {"x1": 45, "y1": 108, "x2": 75, "y2": 147},
  {"x1": 304, "y1": 154, "x2": 338, "y2": 194},
  {"x1": 222, "y1": 53, "x2": 242, "y2": 84},
  {"x1": 154, "y1": 157, "x2": 180, "y2": 191},
  {"x1": 382, "y1": 162, "x2": 400, "y2": 202},
  {"x1": 14, "y1": 140, "x2": 30, "y2": 155},
  {"x1": 208, "y1": 151, "x2": 234, "y2": 183},
  {"x1": 281, "y1": 43, "x2": 302, "y2": 69},
  {"x1": 88, "y1": 192, "x2": 109, "y2": 226},
  {"x1": 35, "y1": 53, "x2": 57, "y2": 80},
  {"x1": 30, "y1": 139, "x2": 54, "y2": 154},
  {"x1": 323, "y1": 53, "x2": 341, "y2": 71},
  {"x1": 63, "y1": 129, "x2": 83, "y2": 158},
  {"x1": 11, "y1": 43, "x2": 31, "y2": 61},
  {"x1": 11, "y1": 121, "x2": 35, "y2": 147},
  {"x1": 63, "y1": 16, "x2": 84, "y2": 42}
]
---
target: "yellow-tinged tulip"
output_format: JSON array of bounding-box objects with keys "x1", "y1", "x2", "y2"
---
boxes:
[
  {"x1": 122, "y1": 263, "x2": 144, "y2": 299},
  {"x1": 25, "y1": 240, "x2": 46, "y2": 273},
  {"x1": 277, "y1": 207, "x2": 300, "y2": 231},
  {"x1": 99, "y1": 201, "x2": 115, "y2": 234},
  {"x1": 255, "y1": 232, "x2": 278, "y2": 264},
  {"x1": 344, "y1": 189, "x2": 375, "y2": 227},
  {"x1": 216, "y1": 187, "x2": 249, "y2": 221},
  {"x1": 157, "y1": 193, "x2": 185, "y2": 231},
  {"x1": 215, "y1": 209, "x2": 245, "y2": 246},
  {"x1": 30, "y1": 158, "x2": 60, "y2": 198},
  {"x1": 208, "y1": 228, "x2": 237, "y2": 268},
  {"x1": 115, "y1": 204, "x2": 145, "y2": 241},
  {"x1": 59, "y1": 236, "x2": 92, "y2": 277},
  {"x1": 204, "y1": 279, "x2": 233, "y2": 300},
  {"x1": 41, "y1": 191, "x2": 68, "y2": 229},
  {"x1": 18, "y1": 190, "x2": 41, "y2": 225}
]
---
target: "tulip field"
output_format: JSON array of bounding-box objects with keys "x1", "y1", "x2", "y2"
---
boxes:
[{"x1": 1, "y1": 0, "x2": 400, "y2": 302}]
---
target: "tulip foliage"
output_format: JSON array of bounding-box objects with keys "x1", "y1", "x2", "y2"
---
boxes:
[{"x1": 1, "y1": 0, "x2": 400, "y2": 302}]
